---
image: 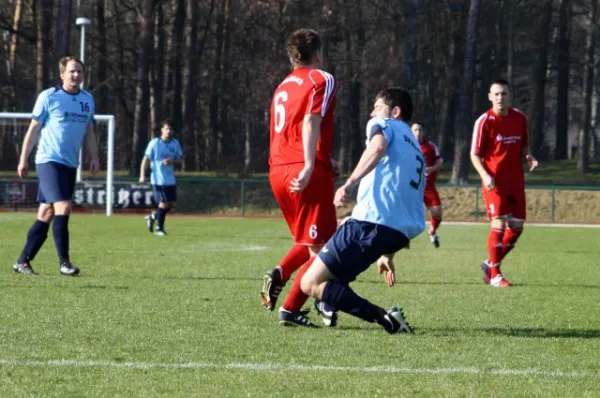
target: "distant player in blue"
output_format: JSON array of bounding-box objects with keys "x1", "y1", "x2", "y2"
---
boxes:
[
  {"x1": 139, "y1": 118, "x2": 183, "y2": 236},
  {"x1": 301, "y1": 87, "x2": 425, "y2": 333},
  {"x1": 13, "y1": 56, "x2": 100, "y2": 276}
]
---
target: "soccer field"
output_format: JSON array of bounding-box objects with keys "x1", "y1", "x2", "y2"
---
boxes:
[{"x1": 0, "y1": 213, "x2": 599, "y2": 397}]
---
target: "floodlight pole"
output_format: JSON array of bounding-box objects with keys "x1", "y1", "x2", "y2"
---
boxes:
[{"x1": 75, "y1": 17, "x2": 91, "y2": 183}]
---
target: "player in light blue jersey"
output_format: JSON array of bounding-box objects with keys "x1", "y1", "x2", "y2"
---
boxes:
[
  {"x1": 139, "y1": 118, "x2": 183, "y2": 236},
  {"x1": 13, "y1": 56, "x2": 100, "y2": 276},
  {"x1": 301, "y1": 87, "x2": 425, "y2": 333}
]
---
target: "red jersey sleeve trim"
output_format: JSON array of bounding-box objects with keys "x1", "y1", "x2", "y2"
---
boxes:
[
  {"x1": 428, "y1": 141, "x2": 441, "y2": 159},
  {"x1": 470, "y1": 113, "x2": 488, "y2": 156}
]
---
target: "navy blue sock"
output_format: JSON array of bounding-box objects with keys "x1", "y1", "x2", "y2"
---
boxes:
[
  {"x1": 155, "y1": 208, "x2": 166, "y2": 230},
  {"x1": 18, "y1": 220, "x2": 50, "y2": 263},
  {"x1": 53, "y1": 215, "x2": 70, "y2": 264},
  {"x1": 321, "y1": 279, "x2": 386, "y2": 324}
]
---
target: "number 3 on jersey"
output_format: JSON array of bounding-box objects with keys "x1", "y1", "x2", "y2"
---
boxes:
[
  {"x1": 274, "y1": 91, "x2": 288, "y2": 133},
  {"x1": 410, "y1": 155, "x2": 425, "y2": 189}
]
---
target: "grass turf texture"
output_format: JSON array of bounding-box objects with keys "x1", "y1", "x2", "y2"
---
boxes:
[{"x1": 0, "y1": 213, "x2": 599, "y2": 397}]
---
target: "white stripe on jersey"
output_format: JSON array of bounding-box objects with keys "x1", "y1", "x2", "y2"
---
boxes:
[
  {"x1": 470, "y1": 113, "x2": 488, "y2": 155},
  {"x1": 429, "y1": 141, "x2": 440, "y2": 157},
  {"x1": 309, "y1": 70, "x2": 335, "y2": 117}
]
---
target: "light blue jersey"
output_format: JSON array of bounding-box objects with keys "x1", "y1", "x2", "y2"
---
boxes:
[
  {"x1": 32, "y1": 86, "x2": 95, "y2": 168},
  {"x1": 351, "y1": 117, "x2": 426, "y2": 239},
  {"x1": 144, "y1": 137, "x2": 183, "y2": 186}
]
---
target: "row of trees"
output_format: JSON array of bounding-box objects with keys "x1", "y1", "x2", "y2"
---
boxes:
[{"x1": 0, "y1": 0, "x2": 599, "y2": 180}]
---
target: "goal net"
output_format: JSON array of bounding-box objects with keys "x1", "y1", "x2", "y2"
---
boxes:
[{"x1": 0, "y1": 112, "x2": 116, "y2": 215}]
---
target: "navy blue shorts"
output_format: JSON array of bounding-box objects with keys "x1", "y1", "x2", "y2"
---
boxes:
[
  {"x1": 152, "y1": 185, "x2": 177, "y2": 203},
  {"x1": 318, "y1": 219, "x2": 410, "y2": 284},
  {"x1": 36, "y1": 161, "x2": 77, "y2": 204}
]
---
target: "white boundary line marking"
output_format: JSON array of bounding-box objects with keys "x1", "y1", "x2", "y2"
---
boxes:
[{"x1": 0, "y1": 359, "x2": 597, "y2": 378}]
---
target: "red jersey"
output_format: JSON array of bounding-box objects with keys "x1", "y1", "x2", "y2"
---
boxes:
[
  {"x1": 269, "y1": 67, "x2": 337, "y2": 169},
  {"x1": 420, "y1": 139, "x2": 441, "y2": 184},
  {"x1": 470, "y1": 107, "x2": 529, "y2": 186}
]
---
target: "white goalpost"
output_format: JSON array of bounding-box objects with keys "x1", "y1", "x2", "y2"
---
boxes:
[{"x1": 0, "y1": 112, "x2": 115, "y2": 216}]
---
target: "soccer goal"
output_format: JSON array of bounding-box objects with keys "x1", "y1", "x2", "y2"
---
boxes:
[{"x1": 0, "y1": 112, "x2": 115, "y2": 216}]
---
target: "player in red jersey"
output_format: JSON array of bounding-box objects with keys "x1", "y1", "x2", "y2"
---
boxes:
[
  {"x1": 260, "y1": 29, "x2": 339, "y2": 326},
  {"x1": 411, "y1": 122, "x2": 443, "y2": 248},
  {"x1": 470, "y1": 79, "x2": 538, "y2": 287}
]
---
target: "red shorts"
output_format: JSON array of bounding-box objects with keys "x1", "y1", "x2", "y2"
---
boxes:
[
  {"x1": 423, "y1": 184, "x2": 441, "y2": 207},
  {"x1": 269, "y1": 163, "x2": 337, "y2": 245},
  {"x1": 482, "y1": 184, "x2": 526, "y2": 220}
]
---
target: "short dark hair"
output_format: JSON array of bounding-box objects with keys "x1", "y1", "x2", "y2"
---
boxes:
[
  {"x1": 375, "y1": 87, "x2": 413, "y2": 122},
  {"x1": 411, "y1": 122, "x2": 425, "y2": 130},
  {"x1": 490, "y1": 79, "x2": 510, "y2": 92},
  {"x1": 59, "y1": 56, "x2": 85, "y2": 73},
  {"x1": 161, "y1": 118, "x2": 174, "y2": 128},
  {"x1": 287, "y1": 29, "x2": 322, "y2": 66}
]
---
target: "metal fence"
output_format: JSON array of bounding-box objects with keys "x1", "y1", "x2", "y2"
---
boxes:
[{"x1": 2, "y1": 177, "x2": 599, "y2": 223}]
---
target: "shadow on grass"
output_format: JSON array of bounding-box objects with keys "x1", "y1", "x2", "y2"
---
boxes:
[
  {"x1": 421, "y1": 326, "x2": 600, "y2": 339},
  {"x1": 486, "y1": 327, "x2": 600, "y2": 339}
]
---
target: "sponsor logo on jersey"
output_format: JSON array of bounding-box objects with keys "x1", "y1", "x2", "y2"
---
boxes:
[{"x1": 496, "y1": 133, "x2": 521, "y2": 144}]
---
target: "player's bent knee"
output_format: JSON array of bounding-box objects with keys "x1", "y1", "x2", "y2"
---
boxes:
[{"x1": 300, "y1": 273, "x2": 315, "y2": 297}]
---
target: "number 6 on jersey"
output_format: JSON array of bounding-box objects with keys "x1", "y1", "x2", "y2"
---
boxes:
[{"x1": 274, "y1": 91, "x2": 288, "y2": 133}]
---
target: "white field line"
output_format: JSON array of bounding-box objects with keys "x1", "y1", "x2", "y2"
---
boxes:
[{"x1": 0, "y1": 359, "x2": 597, "y2": 378}]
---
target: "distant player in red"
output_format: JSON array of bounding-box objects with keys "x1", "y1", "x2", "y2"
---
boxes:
[
  {"x1": 261, "y1": 29, "x2": 338, "y2": 326},
  {"x1": 470, "y1": 79, "x2": 538, "y2": 287},
  {"x1": 411, "y1": 123, "x2": 443, "y2": 248}
]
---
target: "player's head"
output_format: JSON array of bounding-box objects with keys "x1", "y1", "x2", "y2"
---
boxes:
[
  {"x1": 371, "y1": 87, "x2": 413, "y2": 122},
  {"x1": 411, "y1": 122, "x2": 426, "y2": 143},
  {"x1": 59, "y1": 56, "x2": 85, "y2": 91},
  {"x1": 161, "y1": 118, "x2": 174, "y2": 141},
  {"x1": 488, "y1": 79, "x2": 511, "y2": 115},
  {"x1": 287, "y1": 29, "x2": 322, "y2": 68}
]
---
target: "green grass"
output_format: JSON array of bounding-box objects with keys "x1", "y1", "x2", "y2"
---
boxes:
[{"x1": 1, "y1": 214, "x2": 599, "y2": 397}]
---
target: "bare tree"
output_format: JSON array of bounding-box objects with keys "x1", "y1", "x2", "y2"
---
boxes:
[
  {"x1": 529, "y1": 0, "x2": 553, "y2": 159},
  {"x1": 36, "y1": 0, "x2": 52, "y2": 93},
  {"x1": 55, "y1": 0, "x2": 73, "y2": 62},
  {"x1": 577, "y1": 0, "x2": 597, "y2": 173},
  {"x1": 450, "y1": 0, "x2": 480, "y2": 184},
  {"x1": 129, "y1": 0, "x2": 155, "y2": 176},
  {"x1": 555, "y1": 0, "x2": 571, "y2": 160},
  {"x1": 170, "y1": 0, "x2": 184, "y2": 132}
]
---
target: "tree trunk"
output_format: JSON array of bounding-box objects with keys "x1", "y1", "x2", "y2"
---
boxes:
[
  {"x1": 129, "y1": 0, "x2": 154, "y2": 176},
  {"x1": 150, "y1": 6, "x2": 165, "y2": 140},
  {"x1": 506, "y1": 0, "x2": 514, "y2": 85},
  {"x1": 9, "y1": 0, "x2": 23, "y2": 78},
  {"x1": 55, "y1": 0, "x2": 73, "y2": 62},
  {"x1": 450, "y1": 0, "x2": 479, "y2": 185},
  {"x1": 403, "y1": 0, "x2": 419, "y2": 92},
  {"x1": 577, "y1": 0, "x2": 597, "y2": 174},
  {"x1": 181, "y1": 0, "x2": 199, "y2": 171},
  {"x1": 529, "y1": 0, "x2": 553, "y2": 159},
  {"x1": 95, "y1": 0, "x2": 108, "y2": 112},
  {"x1": 36, "y1": 0, "x2": 52, "y2": 93},
  {"x1": 218, "y1": 0, "x2": 233, "y2": 162},
  {"x1": 170, "y1": 0, "x2": 185, "y2": 132},
  {"x1": 208, "y1": 0, "x2": 225, "y2": 170},
  {"x1": 555, "y1": 0, "x2": 571, "y2": 160}
]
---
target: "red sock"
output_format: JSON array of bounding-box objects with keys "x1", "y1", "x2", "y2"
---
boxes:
[
  {"x1": 279, "y1": 245, "x2": 310, "y2": 281},
  {"x1": 430, "y1": 217, "x2": 442, "y2": 234},
  {"x1": 281, "y1": 258, "x2": 314, "y2": 312},
  {"x1": 500, "y1": 228, "x2": 522, "y2": 261},
  {"x1": 488, "y1": 228, "x2": 505, "y2": 278}
]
